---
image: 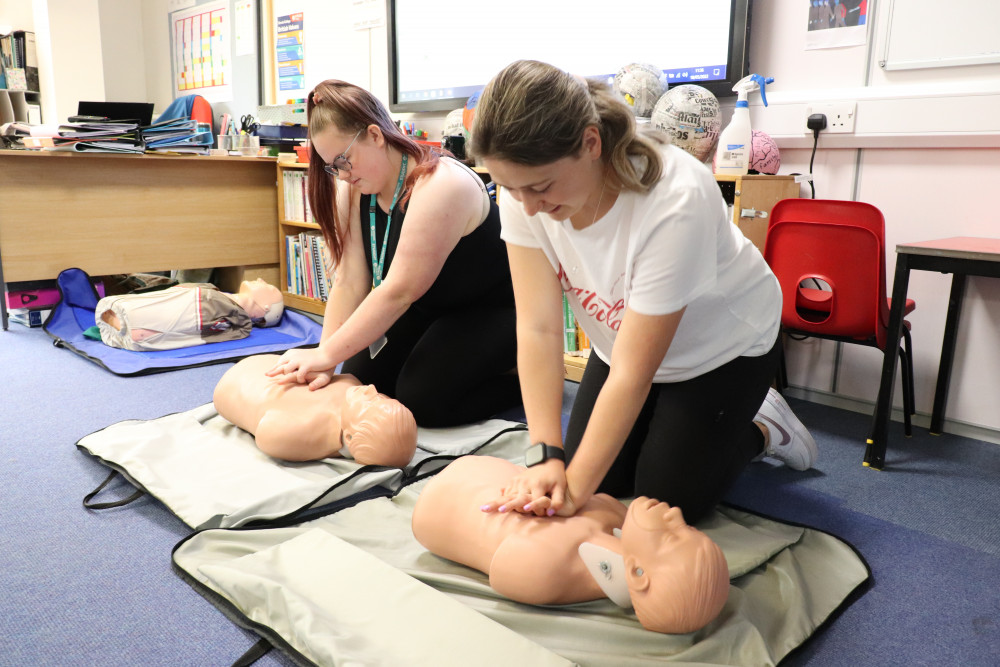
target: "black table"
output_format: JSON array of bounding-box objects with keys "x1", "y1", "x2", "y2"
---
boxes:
[{"x1": 865, "y1": 237, "x2": 1000, "y2": 469}]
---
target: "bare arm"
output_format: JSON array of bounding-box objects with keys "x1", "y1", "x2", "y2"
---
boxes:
[
  {"x1": 320, "y1": 182, "x2": 371, "y2": 341},
  {"x1": 564, "y1": 307, "x2": 684, "y2": 508},
  {"x1": 290, "y1": 160, "x2": 486, "y2": 377},
  {"x1": 481, "y1": 243, "x2": 569, "y2": 514}
]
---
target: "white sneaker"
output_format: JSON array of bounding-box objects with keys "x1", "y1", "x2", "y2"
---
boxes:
[{"x1": 753, "y1": 388, "x2": 818, "y2": 471}]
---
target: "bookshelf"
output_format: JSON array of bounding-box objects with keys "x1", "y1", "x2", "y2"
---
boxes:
[{"x1": 276, "y1": 160, "x2": 329, "y2": 316}]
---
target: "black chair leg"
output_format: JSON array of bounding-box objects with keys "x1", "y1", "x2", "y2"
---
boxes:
[
  {"x1": 902, "y1": 327, "x2": 916, "y2": 418},
  {"x1": 775, "y1": 333, "x2": 788, "y2": 392}
]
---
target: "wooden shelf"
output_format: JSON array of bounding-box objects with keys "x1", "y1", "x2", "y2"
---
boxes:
[{"x1": 277, "y1": 161, "x2": 327, "y2": 316}]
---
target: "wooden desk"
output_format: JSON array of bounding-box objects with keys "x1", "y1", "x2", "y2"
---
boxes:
[
  {"x1": 0, "y1": 150, "x2": 280, "y2": 329},
  {"x1": 866, "y1": 237, "x2": 1000, "y2": 469}
]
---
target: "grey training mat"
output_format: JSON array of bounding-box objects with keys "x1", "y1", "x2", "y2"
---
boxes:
[
  {"x1": 77, "y1": 403, "x2": 526, "y2": 530},
  {"x1": 173, "y1": 454, "x2": 870, "y2": 666}
]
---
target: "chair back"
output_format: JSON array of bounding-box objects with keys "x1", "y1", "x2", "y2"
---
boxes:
[{"x1": 764, "y1": 198, "x2": 892, "y2": 349}]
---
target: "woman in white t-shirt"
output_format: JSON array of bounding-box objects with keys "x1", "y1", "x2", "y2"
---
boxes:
[{"x1": 473, "y1": 60, "x2": 818, "y2": 524}]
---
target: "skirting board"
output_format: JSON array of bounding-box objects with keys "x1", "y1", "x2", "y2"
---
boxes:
[{"x1": 783, "y1": 385, "x2": 1000, "y2": 448}]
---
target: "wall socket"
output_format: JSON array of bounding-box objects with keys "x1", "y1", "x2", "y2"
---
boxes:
[{"x1": 805, "y1": 101, "x2": 857, "y2": 133}]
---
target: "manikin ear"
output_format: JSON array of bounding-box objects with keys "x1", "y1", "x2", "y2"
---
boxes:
[{"x1": 624, "y1": 554, "x2": 651, "y2": 593}]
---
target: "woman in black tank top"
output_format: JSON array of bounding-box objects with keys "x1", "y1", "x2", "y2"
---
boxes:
[{"x1": 267, "y1": 80, "x2": 520, "y2": 428}]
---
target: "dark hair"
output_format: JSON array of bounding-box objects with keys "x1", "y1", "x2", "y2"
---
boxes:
[
  {"x1": 471, "y1": 60, "x2": 666, "y2": 193},
  {"x1": 306, "y1": 80, "x2": 443, "y2": 264}
]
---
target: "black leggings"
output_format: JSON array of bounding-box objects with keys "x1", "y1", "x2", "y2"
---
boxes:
[
  {"x1": 341, "y1": 304, "x2": 520, "y2": 428},
  {"x1": 564, "y1": 336, "x2": 781, "y2": 524}
]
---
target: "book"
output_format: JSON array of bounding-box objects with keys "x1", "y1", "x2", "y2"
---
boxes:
[{"x1": 13, "y1": 31, "x2": 38, "y2": 92}]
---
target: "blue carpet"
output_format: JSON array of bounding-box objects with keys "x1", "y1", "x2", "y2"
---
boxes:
[{"x1": 3, "y1": 321, "x2": 999, "y2": 665}]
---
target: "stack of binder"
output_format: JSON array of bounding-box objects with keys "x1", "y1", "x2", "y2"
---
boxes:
[
  {"x1": 23, "y1": 120, "x2": 143, "y2": 153},
  {"x1": 141, "y1": 118, "x2": 214, "y2": 154}
]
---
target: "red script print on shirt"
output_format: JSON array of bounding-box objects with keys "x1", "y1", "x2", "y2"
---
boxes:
[{"x1": 558, "y1": 265, "x2": 624, "y2": 331}]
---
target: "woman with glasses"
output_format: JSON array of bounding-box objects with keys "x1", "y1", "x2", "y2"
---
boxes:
[
  {"x1": 267, "y1": 80, "x2": 520, "y2": 428},
  {"x1": 471, "y1": 60, "x2": 817, "y2": 525}
]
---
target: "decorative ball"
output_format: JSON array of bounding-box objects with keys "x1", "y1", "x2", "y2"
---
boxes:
[
  {"x1": 650, "y1": 85, "x2": 721, "y2": 163},
  {"x1": 750, "y1": 130, "x2": 781, "y2": 174},
  {"x1": 612, "y1": 63, "x2": 665, "y2": 118},
  {"x1": 462, "y1": 89, "x2": 482, "y2": 134},
  {"x1": 442, "y1": 108, "x2": 469, "y2": 141}
]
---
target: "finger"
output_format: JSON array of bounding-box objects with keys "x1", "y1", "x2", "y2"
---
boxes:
[
  {"x1": 523, "y1": 496, "x2": 552, "y2": 517},
  {"x1": 548, "y1": 485, "x2": 565, "y2": 516},
  {"x1": 308, "y1": 374, "x2": 330, "y2": 390},
  {"x1": 497, "y1": 493, "x2": 531, "y2": 513},
  {"x1": 480, "y1": 498, "x2": 504, "y2": 513}
]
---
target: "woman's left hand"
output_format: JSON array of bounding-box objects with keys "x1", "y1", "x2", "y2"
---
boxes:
[
  {"x1": 480, "y1": 460, "x2": 579, "y2": 517},
  {"x1": 265, "y1": 348, "x2": 336, "y2": 388}
]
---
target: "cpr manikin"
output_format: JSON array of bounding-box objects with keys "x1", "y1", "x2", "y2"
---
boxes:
[
  {"x1": 96, "y1": 279, "x2": 285, "y2": 351},
  {"x1": 213, "y1": 354, "x2": 417, "y2": 466},
  {"x1": 411, "y1": 456, "x2": 730, "y2": 634}
]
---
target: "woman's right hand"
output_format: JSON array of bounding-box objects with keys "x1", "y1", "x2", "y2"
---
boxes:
[{"x1": 479, "y1": 460, "x2": 574, "y2": 517}]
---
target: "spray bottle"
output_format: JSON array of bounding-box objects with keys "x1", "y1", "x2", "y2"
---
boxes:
[{"x1": 714, "y1": 74, "x2": 773, "y2": 175}]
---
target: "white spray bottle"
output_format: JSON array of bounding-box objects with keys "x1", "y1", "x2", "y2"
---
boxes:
[{"x1": 714, "y1": 74, "x2": 773, "y2": 175}]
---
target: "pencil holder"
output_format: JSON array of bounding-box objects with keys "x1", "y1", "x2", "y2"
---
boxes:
[{"x1": 236, "y1": 135, "x2": 260, "y2": 156}]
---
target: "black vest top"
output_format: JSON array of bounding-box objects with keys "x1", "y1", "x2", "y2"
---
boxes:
[{"x1": 360, "y1": 191, "x2": 514, "y2": 314}]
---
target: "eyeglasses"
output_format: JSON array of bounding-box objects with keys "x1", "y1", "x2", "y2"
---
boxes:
[{"x1": 323, "y1": 129, "x2": 363, "y2": 176}]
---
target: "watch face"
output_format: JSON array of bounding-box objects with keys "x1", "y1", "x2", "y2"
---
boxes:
[{"x1": 525, "y1": 444, "x2": 544, "y2": 468}]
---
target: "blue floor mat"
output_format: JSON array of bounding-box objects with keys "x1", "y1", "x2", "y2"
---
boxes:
[{"x1": 44, "y1": 268, "x2": 322, "y2": 376}]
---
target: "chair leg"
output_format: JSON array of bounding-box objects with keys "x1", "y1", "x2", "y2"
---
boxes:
[{"x1": 776, "y1": 333, "x2": 788, "y2": 392}]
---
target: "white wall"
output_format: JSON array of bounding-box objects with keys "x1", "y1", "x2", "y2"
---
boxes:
[
  {"x1": 0, "y1": 1, "x2": 35, "y2": 31},
  {"x1": 97, "y1": 0, "x2": 147, "y2": 103},
  {"x1": 749, "y1": 0, "x2": 1000, "y2": 442}
]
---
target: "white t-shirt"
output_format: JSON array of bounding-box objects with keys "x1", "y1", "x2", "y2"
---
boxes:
[{"x1": 499, "y1": 144, "x2": 781, "y2": 383}]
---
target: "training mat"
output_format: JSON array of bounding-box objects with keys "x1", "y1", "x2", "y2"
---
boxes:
[
  {"x1": 45, "y1": 268, "x2": 323, "y2": 375},
  {"x1": 173, "y1": 474, "x2": 870, "y2": 667},
  {"x1": 77, "y1": 403, "x2": 527, "y2": 530}
]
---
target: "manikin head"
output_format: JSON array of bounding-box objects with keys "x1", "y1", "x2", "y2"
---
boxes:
[
  {"x1": 340, "y1": 385, "x2": 418, "y2": 468},
  {"x1": 621, "y1": 497, "x2": 730, "y2": 634},
  {"x1": 235, "y1": 279, "x2": 284, "y2": 327}
]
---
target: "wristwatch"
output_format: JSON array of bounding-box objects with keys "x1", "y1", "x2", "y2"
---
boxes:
[{"x1": 524, "y1": 442, "x2": 566, "y2": 468}]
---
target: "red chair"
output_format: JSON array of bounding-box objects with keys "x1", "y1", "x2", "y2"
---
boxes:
[{"x1": 763, "y1": 198, "x2": 916, "y2": 436}]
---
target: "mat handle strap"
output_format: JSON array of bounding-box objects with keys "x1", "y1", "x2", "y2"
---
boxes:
[
  {"x1": 82, "y1": 470, "x2": 145, "y2": 510},
  {"x1": 231, "y1": 637, "x2": 272, "y2": 667}
]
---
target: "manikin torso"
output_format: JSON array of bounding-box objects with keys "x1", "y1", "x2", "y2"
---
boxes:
[{"x1": 412, "y1": 455, "x2": 627, "y2": 604}]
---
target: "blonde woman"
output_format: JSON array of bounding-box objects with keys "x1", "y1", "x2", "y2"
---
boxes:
[
  {"x1": 267, "y1": 80, "x2": 519, "y2": 427},
  {"x1": 472, "y1": 60, "x2": 817, "y2": 524}
]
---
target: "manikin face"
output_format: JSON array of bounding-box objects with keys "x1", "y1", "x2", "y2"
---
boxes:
[
  {"x1": 620, "y1": 496, "x2": 730, "y2": 634},
  {"x1": 482, "y1": 126, "x2": 603, "y2": 224},
  {"x1": 238, "y1": 279, "x2": 283, "y2": 324},
  {"x1": 340, "y1": 385, "x2": 392, "y2": 448},
  {"x1": 312, "y1": 125, "x2": 382, "y2": 194},
  {"x1": 621, "y1": 497, "x2": 705, "y2": 573}
]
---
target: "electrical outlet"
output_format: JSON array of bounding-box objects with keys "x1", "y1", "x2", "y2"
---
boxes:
[{"x1": 804, "y1": 102, "x2": 857, "y2": 133}]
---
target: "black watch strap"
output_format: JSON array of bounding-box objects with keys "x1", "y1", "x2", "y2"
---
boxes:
[{"x1": 525, "y1": 442, "x2": 566, "y2": 468}]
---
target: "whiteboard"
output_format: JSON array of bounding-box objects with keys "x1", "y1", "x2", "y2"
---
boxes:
[{"x1": 881, "y1": 0, "x2": 1000, "y2": 71}]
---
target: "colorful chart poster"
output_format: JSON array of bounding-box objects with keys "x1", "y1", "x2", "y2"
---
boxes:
[
  {"x1": 276, "y1": 13, "x2": 305, "y2": 94},
  {"x1": 172, "y1": 1, "x2": 233, "y2": 102}
]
